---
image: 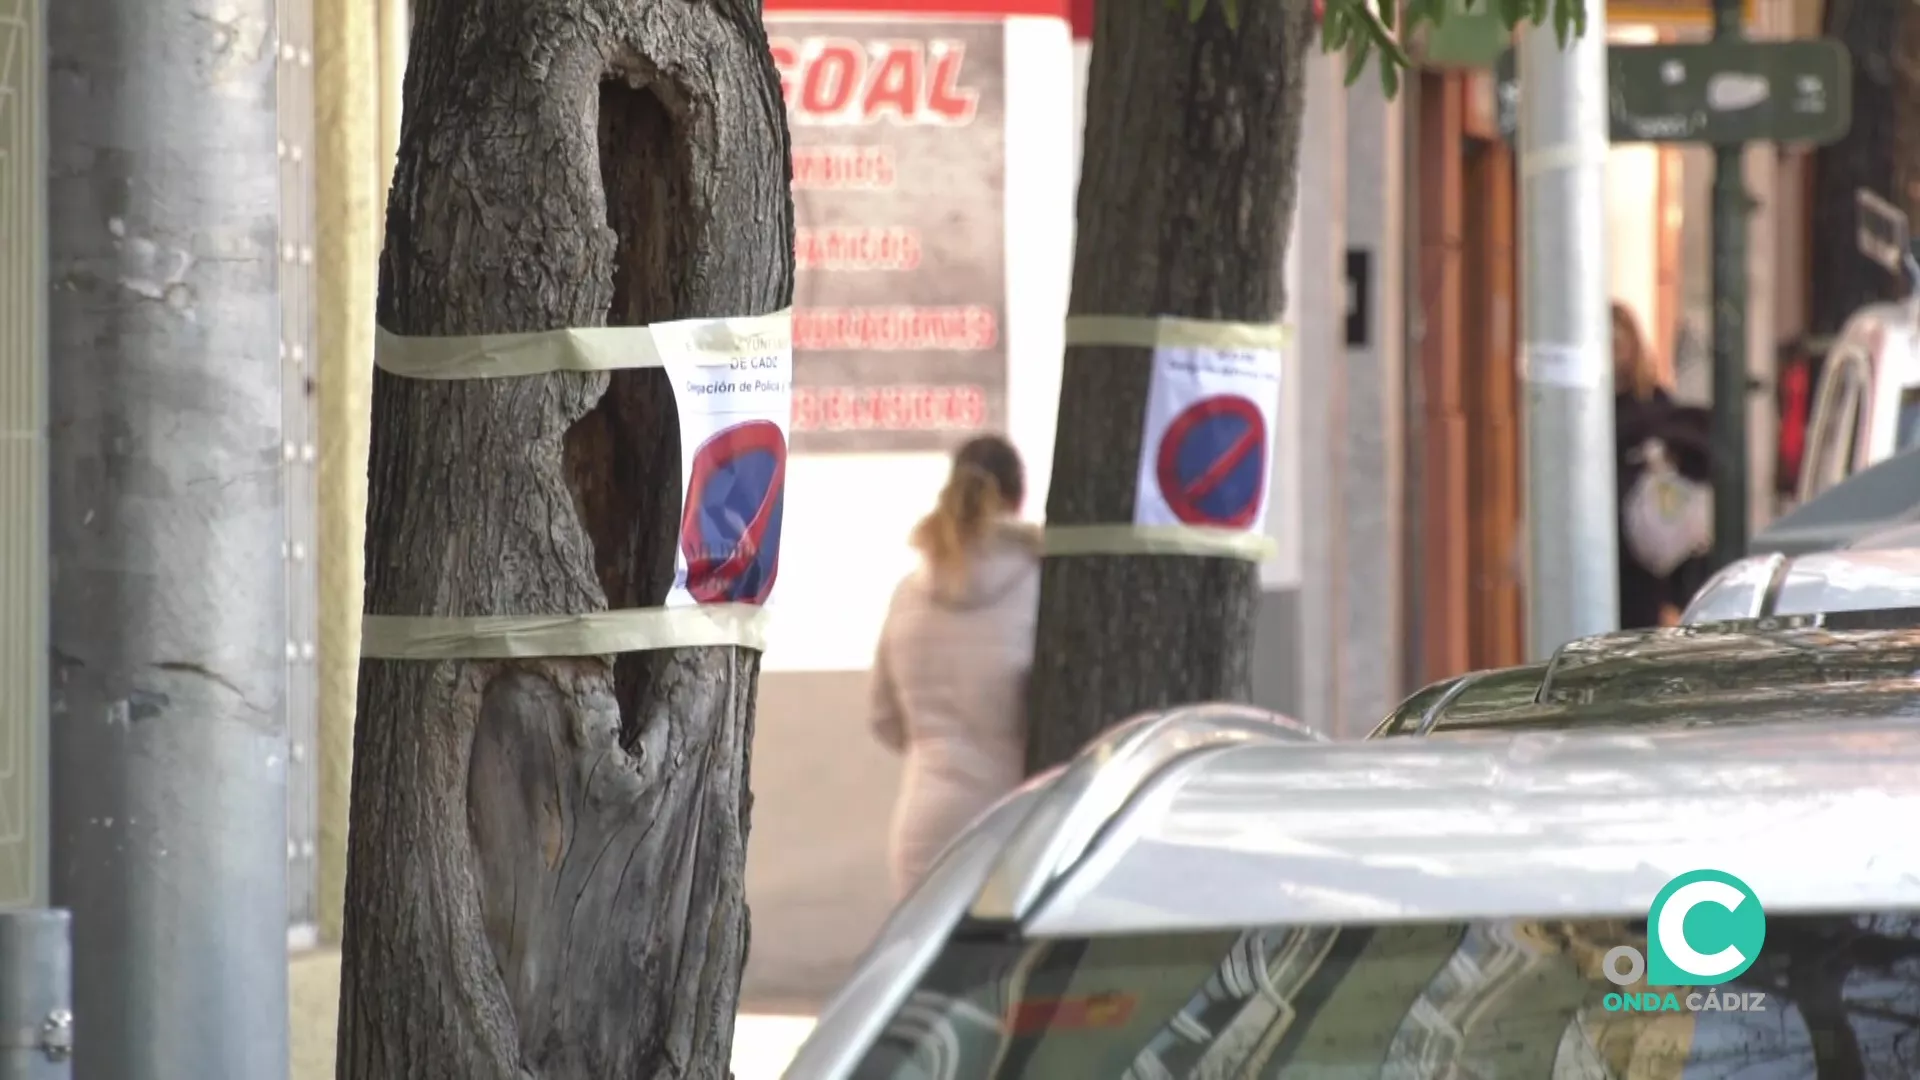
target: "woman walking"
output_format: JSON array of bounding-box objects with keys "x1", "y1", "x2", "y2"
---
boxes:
[{"x1": 869, "y1": 434, "x2": 1040, "y2": 900}]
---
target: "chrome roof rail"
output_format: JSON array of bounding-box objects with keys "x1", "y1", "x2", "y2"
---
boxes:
[
  {"x1": 1415, "y1": 670, "x2": 1493, "y2": 736},
  {"x1": 969, "y1": 703, "x2": 1322, "y2": 923},
  {"x1": 1535, "y1": 639, "x2": 1574, "y2": 706},
  {"x1": 1754, "y1": 551, "x2": 1791, "y2": 618}
]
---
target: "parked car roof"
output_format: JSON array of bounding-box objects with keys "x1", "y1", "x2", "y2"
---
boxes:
[
  {"x1": 1683, "y1": 547, "x2": 1920, "y2": 621},
  {"x1": 1021, "y1": 715, "x2": 1920, "y2": 938},
  {"x1": 1754, "y1": 444, "x2": 1920, "y2": 555},
  {"x1": 789, "y1": 700, "x2": 1920, "y2": 1079},
  {"x1": 1696, "y1": 440, "x2": 1920, "y2": 619},
  {"x1": 1850, "y1": 519, "x2": 1920, "y2": 549},
  {"x1": 1672, "y1": 436, "x2": 1920, "y2": 621}
]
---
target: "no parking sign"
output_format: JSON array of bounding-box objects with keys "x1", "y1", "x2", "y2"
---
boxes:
[
  {"x1": 667, "y1": 347, "x2": 794, "y2": 608},
  {"x1": 681, "y1": 419, "x2": 786, "y2": 604},
  {"x1": 1154, "y1": 396, "x2": 1268, "y2": 529},
  {"x1": 1134, "y1": 344, "x2": 1281, "y2": 534},
  {"x1": 365, "y1": 309, "x2": 795, "y2": 660}
]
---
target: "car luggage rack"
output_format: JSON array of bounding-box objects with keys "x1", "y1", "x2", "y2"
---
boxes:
[{"x1": 1416, "y1": 671, "x2": 1494, "y2": 735}]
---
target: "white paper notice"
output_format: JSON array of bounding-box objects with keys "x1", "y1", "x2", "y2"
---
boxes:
[
  {"x1": 663, "y1": 341, "x2": 794, "y2": 609},
  {"x1": 1521, "y1": 344, "x2": 1605, "y2": 389},
  {"x1": 1135, "y1": 344, "x2": 1283, "y2": 533}
]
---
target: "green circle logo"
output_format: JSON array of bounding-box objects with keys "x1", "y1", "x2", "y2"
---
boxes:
[{"x1": 1646, "y1": 869, "x2": 1766, "y2": 986}]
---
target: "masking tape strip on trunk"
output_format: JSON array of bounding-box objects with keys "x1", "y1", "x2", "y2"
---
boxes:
[
  {"x1": 1063, "y1": 314, "x2": 1292, "y2": 351},
  {"x1": 361, "y1": 604, "x2": 770, "y2": 659},
  {"x1": 373, "y1": 308, "x2": 794, "y2": 379},
  {"x1": 1043, "y1": 525, "x2": 1277, "y2": 562}
]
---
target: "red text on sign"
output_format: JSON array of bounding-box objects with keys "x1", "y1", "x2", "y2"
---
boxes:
[
  {"x1": 796, "y1": 227, "x2": 922, "y2": 272},
  {"x1": 795, "y1": 306, "x2": 998, "y2": 352},
  {"x1": 793, "y1": 384, "x2": 988, "y2": 433},
  {"x1": 768, "y1": 38, "x2": 979, "y2": 126},
  {"x1": 791, "y1": 145, "x2": 896, "y2": 190}
]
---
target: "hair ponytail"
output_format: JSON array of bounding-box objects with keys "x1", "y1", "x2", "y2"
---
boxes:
[
  {"x1": 912, "y1": 466, "x2": 1003, "y2": 599},
  {"x1": 910, "y1": 434, "x2": 1026, "y2": 600}
]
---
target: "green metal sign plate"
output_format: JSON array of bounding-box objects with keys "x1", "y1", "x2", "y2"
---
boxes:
[
  {"x1": 1422, "y1": 0, "x2": 1510, "y2": 70},
  {"x1": 1495, "y1": 38, "x2": 1854, "y2": 147},
  {"x1": 1609, "y1": 40, "x2": 1852, "y2": 146}
]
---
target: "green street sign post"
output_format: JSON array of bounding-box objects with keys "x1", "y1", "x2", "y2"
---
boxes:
[
  {"x1": 1610, "y1": 40, "x2": 1852, "y2": 146},
  {"x1": 1706, "y1": 0, "x2": 1749, "y2": 571},
  {"x1": 1498, "y1": 18, "x2": 1856, "y2": 570},
  {"x1": 1495, "y1": 39, "x2": 1852, "y2": 147}
]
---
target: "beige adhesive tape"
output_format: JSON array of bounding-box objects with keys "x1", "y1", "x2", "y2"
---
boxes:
[
  {"x1": 374, "y1": 308, "x2": 793, "y2": 380},
  {"x1": 1043, "y1": 524, "x2": 1278, "y2": 562},
  {"x1": 361, "y1": 603, "x2": 770, "y2": 659},
  {"x1": 1519, "y1": 140, "x2": 1609, "y2": 180},
  {"x1": 1064, "y1": 314, "x2": 1291, "y2": 351}
]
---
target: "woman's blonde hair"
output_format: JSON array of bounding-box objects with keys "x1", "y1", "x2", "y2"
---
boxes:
[
  {"x1": 911, "y1": 434, "x2": 1026, "y2": 599},
  {"x1": 1612, "y1": 302, "x2": 1662, "y2": 401}
]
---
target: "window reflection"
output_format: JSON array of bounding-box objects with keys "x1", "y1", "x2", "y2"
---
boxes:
[{"x1": 854, "y1": 911, "x2": 1920, "y2": 1079}]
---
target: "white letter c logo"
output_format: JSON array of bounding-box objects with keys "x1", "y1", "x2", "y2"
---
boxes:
[{"x1": 1657, "y1": 879, "x2": 1749, "y2": 978}]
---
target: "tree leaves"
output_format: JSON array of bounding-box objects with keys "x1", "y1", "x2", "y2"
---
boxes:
[{"x1": 1164, "y1": 0, "x2": 1591, "y2": 98}]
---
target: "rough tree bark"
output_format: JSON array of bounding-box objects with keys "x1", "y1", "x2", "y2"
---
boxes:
[
  {"x1": 1025, "y1": 0, "x2": 1314, "y2": 771},
  {"x1": 338, "y1": 0, "x2": 792, "y2": 1075},
  {"x1": 1808, "y1": 0, "x2": 1920, "y2": 335}
]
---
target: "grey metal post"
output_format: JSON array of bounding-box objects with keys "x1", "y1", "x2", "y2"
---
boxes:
[
  {"x1": 1707, "y1": 0, "x2": 1751, "y2": 569},
  {"x1": 1295, "y1": 51, "x2": 1347, "y2": 736},
  {"x1": 1518, "y1": 11, "x2": 1620, "y2": 659},
  {"x1": 2, "y1": 0, "x2": 51, "y2": 915},
  {"x1": 0, "y1": 912, "x2": 73, "y2": 1079},
  {"x1": 46, "y1": 0, "x2": 290, "y2": 1075},
  {"x1": 0, "y1": 11, "x2": 67, "y2": 1074}
]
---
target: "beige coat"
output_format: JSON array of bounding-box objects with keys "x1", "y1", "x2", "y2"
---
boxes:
[{"x1": 870, "y1": 522, "x2": 1040, "y2": 900}]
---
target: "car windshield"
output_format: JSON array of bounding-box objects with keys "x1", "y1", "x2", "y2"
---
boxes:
[{"x1": 851, "y1": 911, "x2": 1920, "y2": 1078}]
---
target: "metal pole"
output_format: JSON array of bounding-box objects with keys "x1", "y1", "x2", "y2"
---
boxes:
[
  {"x1": 46, "y1": 0, "x2": 290, "y2": 1074},
  {"x1": 1518, "y1": 11, "x2": 1619, "y2": 659},
  {"x1": 0, "y1": 911, "x2": 72, "y2": 1079},
  {"x1": 0, "y1": 11, "x2": 62, "y2": 1076},
  {"x1": 1708, "y1": 0, "x2": 1751, "y2": 569},
  {"x1": 1, "y1": 0, "x2": 52, "y2": 916}
]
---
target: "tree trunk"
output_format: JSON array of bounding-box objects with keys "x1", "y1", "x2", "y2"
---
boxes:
[
  {"x1": 339, "y1": 0, "x2": 791, "y2": 1074},
  {"x1": 1808, "y1": 0, "x2": 1919, "y2": 336},
  {"x1": 1789, "y1": 959, "x2": 1867, "y2": 1080},
  {"x1": 1025, "y1": 1, "x2": 1314, "y2": 771}
]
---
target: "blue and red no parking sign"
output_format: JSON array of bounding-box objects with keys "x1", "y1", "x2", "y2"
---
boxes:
[
  {"x1": 680, "y1": 419, "x2": 786, "y2": 605},
  {"x1": 1154, "y1": 395, "x2": 1267, "y2": 529}
]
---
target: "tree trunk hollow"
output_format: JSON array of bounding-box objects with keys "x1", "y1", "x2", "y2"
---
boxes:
[
  {"x1": 1026, "y1": 0, "x2": 1314, "y2": 773},
  {"x1": 340, "y1": 1, "x2": 792, "y2": 1076}
]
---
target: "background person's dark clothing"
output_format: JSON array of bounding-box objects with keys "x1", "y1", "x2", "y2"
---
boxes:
[{"x1": 1616, "y1": 390, "x2": 1715, "y2": 629}]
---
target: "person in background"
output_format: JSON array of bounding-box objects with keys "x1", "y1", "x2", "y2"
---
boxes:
[
  {"x1": 1614, "y1": 302, "x2": 1715, "y2": 629},
  {"x1": 869, "y1": 434, "x2": 1040, "y2": 901}
]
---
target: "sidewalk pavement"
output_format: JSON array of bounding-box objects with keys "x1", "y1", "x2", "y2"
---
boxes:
[{"x1": 731, "y1": 1015, "x2": 816, "y2": 1080}]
